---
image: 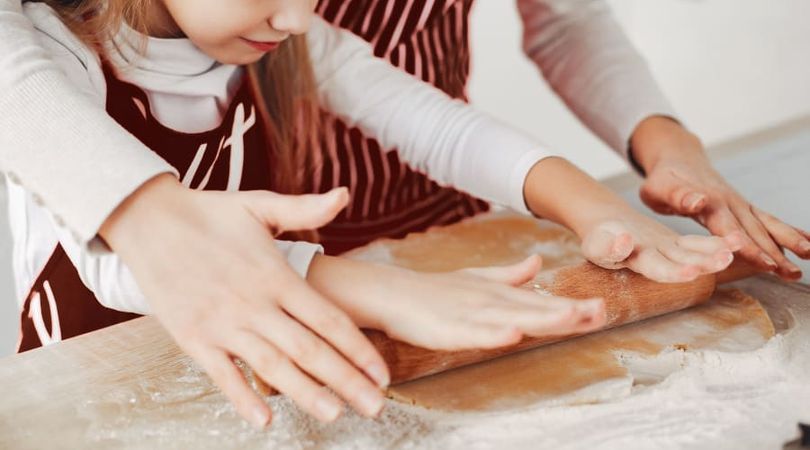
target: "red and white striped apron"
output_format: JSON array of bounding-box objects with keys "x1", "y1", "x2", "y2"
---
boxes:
[{"x1": 315, "y1": 0, "x2": 488, "y2": 255}]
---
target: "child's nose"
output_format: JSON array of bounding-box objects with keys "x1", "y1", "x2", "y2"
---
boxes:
[{"x1": 268, "y1": 2, "x2": 313, "y2": 35}]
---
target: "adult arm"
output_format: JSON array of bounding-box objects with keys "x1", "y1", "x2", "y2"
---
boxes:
[
  {"x1": 0, "y1": 0, "x2": 176, "y2": 249},
  {"x1": 518, "y1": 0, "x2": 810, "y2": 278},
  {"x1": 518, "y1": 0, "x2": 676, "y2": 157}
]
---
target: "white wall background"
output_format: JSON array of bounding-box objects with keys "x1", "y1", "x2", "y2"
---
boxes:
[
  {"x1": 2, "y1": 0, "x2": 810, "y2": 357},
  {"x1": 467, "y1": 0, "x2": 810, "y2": 179}
]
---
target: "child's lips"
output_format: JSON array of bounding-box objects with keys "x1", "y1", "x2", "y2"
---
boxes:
[{"x1": 240, "y1": 37, "x2": 281, "y2": 53}]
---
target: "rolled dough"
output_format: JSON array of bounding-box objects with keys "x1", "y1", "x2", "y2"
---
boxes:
[{"x1": 347, "y1": 213, "x2": 776, "y2": 412}]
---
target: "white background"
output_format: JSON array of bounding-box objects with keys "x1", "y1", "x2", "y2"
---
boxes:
[
  {"x1": 468, "y1": 0, "x2": 810, "y2": 179},
  {"x1": 2, "y1": 0, "x2": 810, "y2": 356}
]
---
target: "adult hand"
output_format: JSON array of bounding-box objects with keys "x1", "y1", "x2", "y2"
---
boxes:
[
  {"x1": 631, "y1": 116, "x2": 810, "y2": 280},
  {"x1": 523, "y1": 157, "x2": 738, "y2": 284},
  {"x1": 100, "y1": 174, "x2": 390, "y2": 428}
]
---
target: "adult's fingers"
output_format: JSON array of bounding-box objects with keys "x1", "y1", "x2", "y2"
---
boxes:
[
  {"x1": 730, "y1": 203, "x2": 801, "y2": 280},
  {"x1": 229, "y1": 330, "x2": 345, "y2": 423},
  {"x1": 752, "y1": 207, "x2": 810, "y2": 259},
  {"x1": 246, "y1": 187, "x2": 350, "y2": 234},
  {"x1": 248, "y1": 310, "x2": 385, "y2": 418},
  {"x1": 254, "y1": 376, "x2": 279, "y2": 397},
  {"x1": 677, "y1": 233, "x2": 742, "y2": 254},
  {"x1": 639, "y1": 173, "x2": 708, "y2": 216},
  {"x1": 189, "y1": 345, "x2": 273, "y2": 428},
  {"x1": 278, "y1": 279, "x2": 390, "y2": 385},
  {"x1": 700, "y1": 205, "x2": 773, "y2": 272},
  {"x1": 461, "y1": 255, "x2": 543, "y2": 286}
]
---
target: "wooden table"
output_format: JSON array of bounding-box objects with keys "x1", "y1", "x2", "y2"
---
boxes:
[
  {"x1": 2, "y1": 119, "x2": 809, "y2": 449},
  {"x1": 1, "y1": 277, "x2": 808, "y2": 449}
]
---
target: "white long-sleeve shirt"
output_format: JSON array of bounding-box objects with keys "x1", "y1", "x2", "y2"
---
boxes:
[
  {"x1": 0, "y1": 0, "x2": 676, "y2": 252},
  {"x1": 518, "y1": 0, "x2": 676, "y2": 155},
  {"x1": 1, "y1": 0, "x2": 678, "y2": 315},
  {"x1": 7, "y1": 3, "x2": 551, "y2": 313}
]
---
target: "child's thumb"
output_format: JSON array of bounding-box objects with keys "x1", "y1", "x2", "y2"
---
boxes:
[
  {"x1": 581, "y1": 222, "x2": 634, "y2": 269},
  {"x1": 247, "y1": 187, "x2": 349, "y2": 233}
]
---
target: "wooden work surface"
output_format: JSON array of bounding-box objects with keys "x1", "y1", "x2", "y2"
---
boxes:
[
  {"x1": 1, "y1": 119, "x2": 809, "y2": 448},
  {"x1": 0, "y1": 277, "x2": 808, "y2": 449}
]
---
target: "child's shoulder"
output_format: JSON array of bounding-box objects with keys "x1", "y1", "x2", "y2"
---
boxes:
[{"x1": 22, "y1": 2, "x2": 106, "y2": 103}]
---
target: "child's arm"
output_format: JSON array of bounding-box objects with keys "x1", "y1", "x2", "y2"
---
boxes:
[
  {"x1": 308, "y1": 17, "x2": 550, "y2": 215},
  {"x1": 308, "y1": 18, "x2": 737, "y2": 282},
  {"x1": 306, "y1": 254, "x2": 605, "y2": 352}
]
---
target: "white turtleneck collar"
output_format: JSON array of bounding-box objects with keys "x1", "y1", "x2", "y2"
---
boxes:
[{"x1": 104, "y1": 22, "x2": 246, "y2": 133}]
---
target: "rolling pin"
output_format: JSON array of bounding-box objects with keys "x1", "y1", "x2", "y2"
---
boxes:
[{"x1": 365, "y1": 259, "x2": 758, "y2": 385}]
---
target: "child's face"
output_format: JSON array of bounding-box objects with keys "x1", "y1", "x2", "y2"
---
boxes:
[{"x1": 157, "y1": 0, "x2": 318, "y2": 64}]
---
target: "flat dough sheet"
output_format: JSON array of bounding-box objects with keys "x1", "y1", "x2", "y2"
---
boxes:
[{"x1": 347, "y1": 214, "x2": 776, "y2": 412}]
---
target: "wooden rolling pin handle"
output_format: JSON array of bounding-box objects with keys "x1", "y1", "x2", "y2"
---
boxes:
[
  {"x1": 367, "y1": 258, "x2": 759, "y2": 385},
  {"x1": 715, "y1": 259, "x2": 761, "y2": 285}
]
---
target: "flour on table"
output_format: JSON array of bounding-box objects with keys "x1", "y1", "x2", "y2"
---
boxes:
[{"x1": 72, "y1": 214, "x2": 810, "y2": 450}]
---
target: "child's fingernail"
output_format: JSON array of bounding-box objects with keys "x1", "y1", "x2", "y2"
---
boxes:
[
  {"x1": 357, "y1": 390, "x2": 384, "y2": 417},
  {"x1": 252, "y1": 405, "x2": 271, "y2": 428},
  {"x1": 761, "y1": 253, "x2": 778, "y2": 269},
  {"x1": 366, "y1": 363, "x2": 390, "y2": 388},
  {"x1": 799, "y1": 241, "x2": 810, "y2": 255},
  {"x1": 315, "y1": 397, "x2": 343, "y2": 422}
]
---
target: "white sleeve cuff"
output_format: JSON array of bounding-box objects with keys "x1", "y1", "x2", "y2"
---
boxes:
[
  {"x1": 458, "y1": 115, "x2": 556, "y2": 214},
  {"x1": 509, "y1": 151, "x2": 554, "y2": 215},
  {"x1": 610, "y1": 96, "x2": 680, "y2": 160},
  {"x1": 274, "y1": 240, "x2": 325, "y2": 279}
]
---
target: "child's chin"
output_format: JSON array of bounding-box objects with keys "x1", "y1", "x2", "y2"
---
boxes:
[{"x1": 213, "y1": 51, "x2": 265, "y2": 66}]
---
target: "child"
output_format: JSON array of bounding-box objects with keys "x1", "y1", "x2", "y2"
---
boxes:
[{"x1": 10, "y1": 0, "x2": 733, "y2": 426}]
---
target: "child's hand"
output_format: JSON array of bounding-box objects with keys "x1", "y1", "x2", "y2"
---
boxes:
[
  {"x1": 632, "y1": 116, "x2": 810, "y2": 280},
  {"x1": 308, "y1": 255, "x2": 606, "y2": 351},
  {"x1": 580, "y1": 215, "x2": 741, "y2": 283},
  {"x1": 101, "y1": 175, "x2": 388, "y2": 428}
]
